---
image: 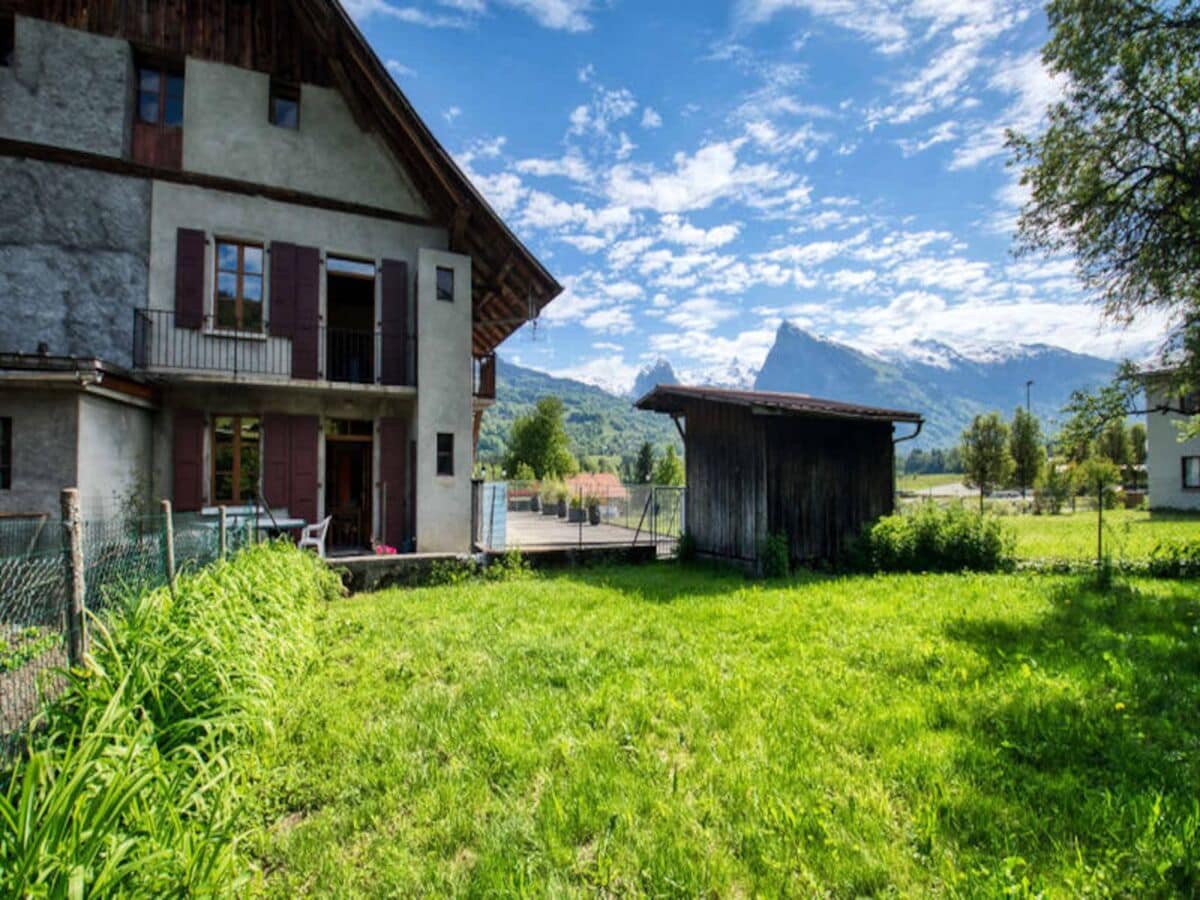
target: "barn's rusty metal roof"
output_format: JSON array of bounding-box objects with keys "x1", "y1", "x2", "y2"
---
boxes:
[{"x1": 635, "y1": 384, "x2": 923, "y2": 424}]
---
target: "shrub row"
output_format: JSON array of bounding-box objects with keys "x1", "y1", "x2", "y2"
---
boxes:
[
  {"x1": 854, "y1": 504, "x2": 1016, "y2": 573},
  {"x1": 0, "y1": 541, "x2": 342, "y2": 896}
]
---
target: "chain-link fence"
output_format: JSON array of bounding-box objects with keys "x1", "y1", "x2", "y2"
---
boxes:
[{"x1": 1, "y1": 495, "x2": 255, "y2": 748}]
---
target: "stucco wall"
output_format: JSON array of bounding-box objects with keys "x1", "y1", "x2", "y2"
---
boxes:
[
  {"x1": 0, "y1": 158, "x2": 151, "y2": 364},
  {"x1": 1146, "y1": 383, "x2": 1200, "y2": 510},
  {"x1": 181, "y1": 58, "x2": 429, "y2": 217},
  {"x1": 77, "y1": 393, "x2": 155, "y2": 515},
  {"x1": 0, "y1": 16, "x2": 133, "y2": 157},
  {"x1": 415, "y1": 248, "x2": 473, "y2": 552},
  {"x1": 0, "y1": 388, "x2": 78, "y2": 517}
]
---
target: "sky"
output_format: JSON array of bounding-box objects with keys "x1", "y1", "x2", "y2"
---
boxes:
[{"x1": 344, "y1": 0, "x2": 1168, "y2": 393}]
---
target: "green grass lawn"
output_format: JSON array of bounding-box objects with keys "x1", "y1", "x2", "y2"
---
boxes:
[
  {"x1": 252, "y1": 566, "x2": 1200, "y2": 896},
  {"x1": 896, "y1": 472, "x2": 966, "y2": 491},
  {"x1": 1008, "y1": 508, "x2": 1200, "y2": 561}
]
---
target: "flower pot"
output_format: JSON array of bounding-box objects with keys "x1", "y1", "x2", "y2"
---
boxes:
[
  {"x1": 530, "y1": 495, "x2": 541, "y2": 513},
  {"x1": 542, "y1": 503, "x2": 558, "y2": 516},
  {"x1": 588, "y1": 504, "x2": 601, "y2": 526},
  {"x1": 568, "y1": 507, "x2": 586, "y2": 523},
  {"x1": 557, "y1": 499, "x2": 568, "y2": 518}
]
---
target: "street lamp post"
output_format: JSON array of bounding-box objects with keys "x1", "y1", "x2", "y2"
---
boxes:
[{"x1": 1025, "y1": 379, "x2": 1034, "y2": 413}]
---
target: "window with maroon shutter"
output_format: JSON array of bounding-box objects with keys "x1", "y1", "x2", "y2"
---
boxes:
[
  {"x1": 132, "y1": 59, "x2": 184, "y2": 169},
  {"x1": 172, "y1": 409, "x2": 206, "y2": 511},
  {"x1": 380, "y1": 259, "x2": 409, "y2": 385},
  {"x1": 288, "y1": 417, "x2": 319, "y2": 523},
  {"x1": 269, "y1": 243, "x2": 297, "y2": 339},
  {"x1": 214, "y1": 240, "x2": 264, "y2": 333},
  {"x1": 380, "y1": 418, "x2": 409, "y2": 546},
  {"x1": 174, "y1": 228, "x2": 206, "y2": 329},
  {"x1": 291, "y1": 247, "x2": 320, "y2": 379}
]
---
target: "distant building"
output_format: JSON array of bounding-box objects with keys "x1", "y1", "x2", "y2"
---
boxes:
[
  {"x1": 636, "y1": 385, "x2": 922, "y2": 569},
  {"x1": 1144, "y1": 375, "x2": 1200, "y2": 510},
  {"x1": 0, "y1": 3, "x2": 560, "y2": 553},
  {"x1": 566, "y1": 472, "x2": 627, "y2": 501}
]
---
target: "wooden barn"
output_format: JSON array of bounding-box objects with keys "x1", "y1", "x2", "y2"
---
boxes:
[{"x1": 636, "y1": 385, "x2": 923, "y2": 568}]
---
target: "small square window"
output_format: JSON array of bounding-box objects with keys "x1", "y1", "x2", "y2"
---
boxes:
[
  {"x1": 270, "y1": 81, "x2": 300, "y2": 129},
  {"x1": 0, "y1": 417, "x2": 11, "y2": 490},
  {"x1": 1184, "y1": 457, "x2": 1200, "y2": 490},
  {"x1": 436, "y1": 433, "x2": 454, "y2": 477},
  {"x1": 1, "y1": 15, "x2": 14, "y2": 68},
  {"x1": 436, "y1": 266, "x2": 455, "y2": 302}
]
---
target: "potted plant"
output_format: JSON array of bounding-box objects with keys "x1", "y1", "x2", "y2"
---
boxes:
[
  {"x1": 529, "y1": 490, "x2": 541, "y2": 513},
  {"x1": 542, "y1": 482, "x2": 561, "y2": 516},
  {"x1": 568, "y1": 495, "x2": 587, "y2": 523},
  {"x1": 586, "y1": 493, "x2": 602, "y2": 526},
  {"x1": 556, "y1": 485, "x2": 569, "y2": 518}
]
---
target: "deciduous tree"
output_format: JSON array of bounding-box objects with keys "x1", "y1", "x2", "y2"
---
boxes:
[
  {"x1": 961, "y1": 413, "x2": 1014, "y2": 512},
  {"x1": 1009, "y1": 407, "x2": 1044, "y2": 497},
  {"x1": 504, "y1": 397, "x2": 578, "y2": 479}
]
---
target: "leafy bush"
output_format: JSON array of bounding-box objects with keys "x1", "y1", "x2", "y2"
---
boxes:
[
  {"x1": 759, "y1": 532, "x2": 790, "y2": 578},
  {"x1": 857, "y1": 504, "x2": 1015, "y2": 573},
  {"x1": 1147, "y1": 538, "x2": 1200, "y2": 578},
  {"x1": 0, "y1": 541, "x2": 342, "y2": 896}
]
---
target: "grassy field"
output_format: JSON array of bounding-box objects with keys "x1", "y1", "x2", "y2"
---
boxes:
[
  {"x1": 252, "y1": 566, "x2": 1200, "y2": 896},
  {"x1": 896, "y1": 472, "x2": 966, "y2": 491},
  {"x1": 1007, "y1": 508, "x2": 1200, "y2": 561}
]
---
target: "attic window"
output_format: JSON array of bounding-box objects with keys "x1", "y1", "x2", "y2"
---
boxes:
[
  {"x1": 436, "y1": 266, "x2": 454, "y2": 302},
  {"x1": 270, "y1": 81, "x2": 300, "y2": 129},
  {"x1": 1, "y1": 14, "x2": 15, "y2": 68}
]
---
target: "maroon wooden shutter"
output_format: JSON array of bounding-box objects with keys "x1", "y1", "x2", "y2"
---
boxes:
[
  {"x1": 172, "y1": 409, "x2": 206, "y2": 511},
  {"x1": 292, "y1": 246, "x2": 320, "y2": 379},
  {"x1": 261, "y1": 413, "x2": 291, "y2": 509},
  {"x1": 174, "y1": 229, "x2": 206, "y2": 329},
  {"x1": 288, "y1": 416, "x2": 319, "y2": 524},
  {"x1": 379, "y1": 417, "x2": 408, "y2": 546},
  {"x1": 380, "y1": 259, "x2": 409, "y2": 386},
  {"x1": 268, "y1": 242, "x2": 297, "y2": 338}
]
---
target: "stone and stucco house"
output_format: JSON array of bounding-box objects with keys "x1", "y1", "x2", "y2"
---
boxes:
[
  {"x1": 1144, "y1": 375, "x2": 1200, "y2": 511},
  {"x1": 0, "y1": 2, "x2": 560, "y2": 553}
]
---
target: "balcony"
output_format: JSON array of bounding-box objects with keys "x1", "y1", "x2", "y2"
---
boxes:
[
  {"x1": 132, "y1": 309, "x2": 415, "y2": 387},
  {"x1": 473, "y1": 353, "x2": 496, "y2": 400}
]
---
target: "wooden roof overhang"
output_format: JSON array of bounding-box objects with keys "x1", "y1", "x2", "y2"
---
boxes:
[
  {"x1": 635, "y1": 385, "x2": 924, "y2": 426},
  {"x1": 8, "y1": 0, "x2": 562, "y2": 356}
]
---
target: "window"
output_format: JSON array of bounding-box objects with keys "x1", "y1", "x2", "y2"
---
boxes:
[
  {"x1": 137, "y1": 65, "x2": 184, "y2": 127},
  {"x1": 1184, "y1": 457, "x2": 1200, "y2": 490},
  {"x1": 269, "y1": 80, "x2": 300, "y2": 129},
  {"x1": 436, "y1": 432, "x2": 454, "y2": 476},
  {"x1": 436, "y1": 266, "x2": 454, "y2": 302},
  {"x1": 212, "y1": 416, "x2": 260, "y2": 503},
  {"x1": 0, "y1": 417, "x2": 10, "y2": 490},
  {"x1": 215, "y1": 240, "x2": 264, "y2": 331},
  {"x1": 1, "y1": 14, "x2": 14, "y2": 68}
]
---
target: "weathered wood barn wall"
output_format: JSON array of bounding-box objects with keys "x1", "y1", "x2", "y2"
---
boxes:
[{"x1": 638, "y1": 387, "x2": 921, "y2": 567}]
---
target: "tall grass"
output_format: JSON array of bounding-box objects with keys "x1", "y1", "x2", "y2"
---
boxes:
[{"x1": 0, "y1": 541, "x2": 341, "y2": 896}]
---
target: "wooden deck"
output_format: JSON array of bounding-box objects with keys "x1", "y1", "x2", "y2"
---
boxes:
[{"x1": 500, "y1": 510, "x2": 654, "y2": 550}]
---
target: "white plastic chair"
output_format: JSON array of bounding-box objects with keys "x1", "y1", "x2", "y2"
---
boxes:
[{"x1": 298, "y1": 516, "x2": 332, "y2": 558}]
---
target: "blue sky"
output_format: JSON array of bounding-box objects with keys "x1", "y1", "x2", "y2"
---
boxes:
[{"x1": 345, "y1": 0, "x2": 1166, "y2": 392}]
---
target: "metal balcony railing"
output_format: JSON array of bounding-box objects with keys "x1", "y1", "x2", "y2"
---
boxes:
[{"x1": 132, "y1": 309, "x2": 416, "y2": 386}]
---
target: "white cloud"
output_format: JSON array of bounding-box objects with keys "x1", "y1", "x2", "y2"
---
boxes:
[
  {"x1": 658, "y1": 214, "x2": 741, "y2": 249},
  {"x1": 895, "y1": 120, "x2": 957, "y2": 156},
  {"x1": 515, "y1": 153, "x2": 593, "y2": 181},
  {"x1": 606, "y1": 139, "x2": 796, "y2": 214},
  {"x1": 341, "y1": 0, "x2": 471, "y2": 28},
  {"x1": 345, "y1": 0, "x2": 595, "y2": 31},
  {"x1": 499, "y1": 0, "x2": 594, "y2": 32},
  {"x1": 641, "y1": 107, "x2": 663, "y2": 129},
  {"x1": 549, "y1": 355, "x2": 639, "y2": 394},
  {"x1": 663, "y1": 297, "x2": 739, "y2": 332},
  {"x1": 582, "y1": 307, "x2": 635, "y2": 333},
  {"x1": 443, "y1": 106, "x2": 462, "y2": 123},
  {"x1": 384, "y1": 59, "x2": 416, "y2": 79}
]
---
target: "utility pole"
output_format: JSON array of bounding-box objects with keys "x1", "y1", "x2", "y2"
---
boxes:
[{"x1": 1025, "y1": 379, "x2": 1034, "y2": 413}]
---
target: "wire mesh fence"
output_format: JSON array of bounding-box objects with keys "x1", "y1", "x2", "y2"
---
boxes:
[
  {"x1": 477, "y1": 480, "x2": 686, "y2": 555},
  {"x1": 0, "y1": 498, "x2": 255, "y2": 748}
]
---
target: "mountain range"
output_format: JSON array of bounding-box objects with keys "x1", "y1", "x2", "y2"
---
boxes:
[{"x1": 478, "y1": 324, "x2": 1119, "y2": 462}]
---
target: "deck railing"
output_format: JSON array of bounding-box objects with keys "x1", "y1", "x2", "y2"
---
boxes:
[{"x1": 132, "y1": 309, "x2": 415, "y2": 386}]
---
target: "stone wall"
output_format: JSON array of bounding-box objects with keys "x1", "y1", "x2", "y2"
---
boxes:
[
  {"x1": 0, "y1": 15, "x2": 133, "y2": 158},
  {"x1": 0, "y1": 158, "x2": 150, "y2": 365}
]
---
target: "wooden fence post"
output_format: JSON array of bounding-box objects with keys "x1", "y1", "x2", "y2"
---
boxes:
[
  {"x1": 60, "y1": 488, "x2": 87, "y2": 668},
  {"x1": 161, "y1": 499, "x2": 176, "y2": 600},
  {"x1": 218, "y1": 505, "x2": 228, "y2": 559}
]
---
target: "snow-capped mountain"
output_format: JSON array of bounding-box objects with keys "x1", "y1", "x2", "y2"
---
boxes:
[{"x1": 630, "y1": 359, "x2": 679, "y2": 400}]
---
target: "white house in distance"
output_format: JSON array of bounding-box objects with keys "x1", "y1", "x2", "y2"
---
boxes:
[
  {"x1": 0, "y1": 2, "x2": 561, "y2": 554},
  {"x1": 1144, "y1": 375, "x2": 1200, "y2": 510}
]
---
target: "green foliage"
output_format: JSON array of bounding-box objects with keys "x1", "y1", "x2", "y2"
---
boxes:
[
  {"x1": 634, "y1": 441, "x2": 656, "y2": 484},
  {"x1": 653, "y1": 445, "x2": 685, "y2": 486},
  {"x1": 903, "y1": 446, "x2": 962, "y2": 475},
  {"x1": 426, "y1": 550, "x2": 533, "y2": 586},
  {"x1": 758, "y1": 532, "x2": 790, "y2": 578},
  {"x1": 1075, "y1": 457, "x2": 1122, "y2": 509},
  {"x1": 1129, "y1": 422, "x2": 1147, "y2": 466},
  {"x1": 961, "y1": 412, "x2": 1014, "y2": 509},
  {"x1": 858, "y1": 504, "x2": 1015, "y2": 573},
  {"x1": 1096, "y1": 418, "x2": 1132, "y2": 469},
  {"x1": 504, "y1": 397, "x2": 578, "y2": 479},
  {"x1": 676, "y1": 532, "x2": 698, "y2": 563},
  {"x1": 1147, "y1": 537, "x2": 1200, "y2": 578},
  {"x1": 0, "y1": 628, "x2": 58, "y2": 675},
  {"x1": 511, "y1": 462, "x2": 536, "y2": 482},
  {"x1": 252, "y1": 567, "x2": 1200, "y2": 895},
  {"x1": 0, "y1": 542, "x2": 341, "y2": 896},
  {"x1": 1035, "y1": 462, "x2": 1074, "y2": 514},
  {"x1": 1009, "y1": 0, "x2": 1200, "y2": 392},
  {"x1": 1009, "y1": 407, "x2": 1044, "y2": 494}
]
